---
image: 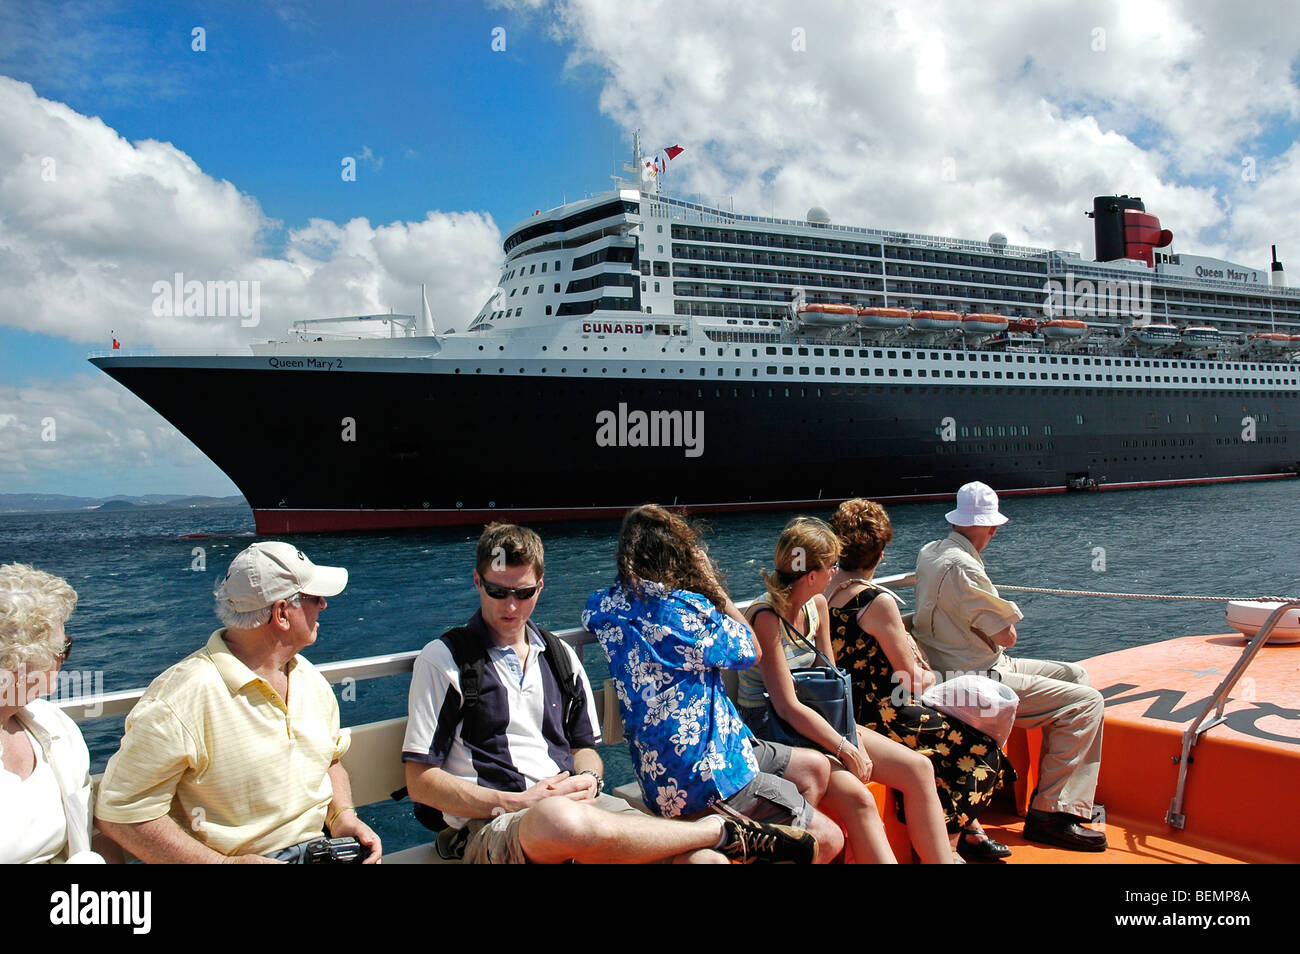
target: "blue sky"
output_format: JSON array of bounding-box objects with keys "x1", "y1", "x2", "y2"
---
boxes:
[{"x1": 2, "y1": 0, "x2": 1298, "y2": 497}]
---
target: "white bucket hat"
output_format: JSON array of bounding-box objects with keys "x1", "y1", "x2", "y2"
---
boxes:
[
  {"x1": 216, "y1": 542, "x2": 348, "y2": 612},
  {"x1": 945, "y1": 481, "x2": 1009, "y2": 527}
]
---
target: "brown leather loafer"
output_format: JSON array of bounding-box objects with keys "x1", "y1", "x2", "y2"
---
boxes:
[{"x1": 1023, "y1": 809, "x2": 1108, "y2": 852}]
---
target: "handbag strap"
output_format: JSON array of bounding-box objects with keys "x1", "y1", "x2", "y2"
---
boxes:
[{"x1": 749, "y1": 603, "x2": 836, "y2": 670}]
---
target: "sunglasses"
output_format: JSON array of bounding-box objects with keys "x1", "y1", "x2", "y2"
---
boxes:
[{"x1": 479, "y1": 578, "x2": 541, "y2": 601}]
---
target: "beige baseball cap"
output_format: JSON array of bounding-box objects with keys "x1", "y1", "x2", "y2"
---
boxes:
[{"x1": 216, "y1": 542, "x2": 348, "y2": 612}]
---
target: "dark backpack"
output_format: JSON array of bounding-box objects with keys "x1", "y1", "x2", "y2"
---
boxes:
[{"x1": 394, "y1": 625, "x2": 589, "y2": 832}]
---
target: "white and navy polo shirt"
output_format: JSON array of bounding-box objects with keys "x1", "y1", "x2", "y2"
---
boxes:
[{"x1": 402, "y1": 612, "x2": 602, "y2": 830}]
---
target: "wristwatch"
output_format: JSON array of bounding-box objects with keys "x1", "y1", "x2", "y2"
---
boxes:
[{"x1": 577, "y1": 770, "x2": 603, "y2": 795}]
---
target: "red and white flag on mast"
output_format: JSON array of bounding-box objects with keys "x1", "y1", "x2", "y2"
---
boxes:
[{"x1": 643, "y1": 144, "x2": 685, "y2": 180}]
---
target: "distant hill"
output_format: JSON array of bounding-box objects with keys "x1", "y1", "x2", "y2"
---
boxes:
[{"x1": 0, "y1": 494, "x2": 248, "y2": 514}]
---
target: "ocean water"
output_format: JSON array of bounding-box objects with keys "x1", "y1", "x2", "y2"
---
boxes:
[{"x1": 3, "y1": 480, "x2": 1298, "y2": 853}]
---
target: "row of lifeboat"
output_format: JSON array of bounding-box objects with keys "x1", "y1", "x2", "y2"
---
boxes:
[
  {"x1": 797, "y1": 305, "x2": 1300, "y2": 352},
  {"x1": 1134, "y1": 324, "x2": 1300, "y2": 349},
  {"x1": 797, "y1": 304, "x2": 1088, "y2": 338}
]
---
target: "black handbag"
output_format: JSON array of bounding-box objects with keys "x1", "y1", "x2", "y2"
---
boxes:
[{"x1": 753, "y1": 607, "x2": 859, "y2": 752}]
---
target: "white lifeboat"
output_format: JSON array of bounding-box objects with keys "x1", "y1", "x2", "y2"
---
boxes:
[
  {"x1": 857, "y1": 306, "x2": 912, "y2": 329},
  {"x1": 911, "y1": 310, "x2": 962, "y2": 331},
  {"x1": 1135, "y1": 323, "x2": 1180, "y2": 345},
  {"x1": 797, "y1": 303, "x2": 858, "y2": 328},
  {"x1": 1225, "y1": 601, "x2": 1300, "y2": 645},
  {"x1": 1181, "y1": 325, "x2": 1221, "y2": 346},
  {"x1": 961, "y1": 313, "x2": 1010, "y2": 334},
  {"x1": 1040, "y1": 319, "x2": 1088, "y2": 340},
  {"x1": 1250, "y1": 332, "x2": 1293, "y2": 350}
]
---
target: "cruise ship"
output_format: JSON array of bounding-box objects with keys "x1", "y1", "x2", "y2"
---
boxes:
[{"x1": 91, "y1": 142, "x2": 1300, "y2": 532}]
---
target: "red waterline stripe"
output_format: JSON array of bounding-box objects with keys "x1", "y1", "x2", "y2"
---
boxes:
[{"x1": 250, "y1": 472, "x2": 1295, "y2": 534}]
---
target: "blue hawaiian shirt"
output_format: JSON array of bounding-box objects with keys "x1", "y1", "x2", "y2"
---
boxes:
[{"x1": 582, "y1": 580, "x2": 759, "y2": 818}]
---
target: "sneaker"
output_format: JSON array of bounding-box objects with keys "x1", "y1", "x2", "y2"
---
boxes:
[{"x1": 713, "y1": 807, "x2": 818, "y2": 864}]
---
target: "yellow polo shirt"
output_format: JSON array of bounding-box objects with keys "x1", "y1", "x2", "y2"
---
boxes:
[{"x1": 96, "y1": 630, "x2": 350, "y2": 857}]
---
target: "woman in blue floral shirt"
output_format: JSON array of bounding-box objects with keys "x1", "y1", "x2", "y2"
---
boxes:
[{"x1": 583, "y1": 505, "x2": 880, "y2": 862}]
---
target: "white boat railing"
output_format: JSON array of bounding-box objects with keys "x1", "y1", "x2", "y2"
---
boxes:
[{"x1": 53, "y1": 571, "x2": 921, "y2": 725}]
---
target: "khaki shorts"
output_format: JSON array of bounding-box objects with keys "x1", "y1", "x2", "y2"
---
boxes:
[
  {"x1": 461, "y1": 792, "x2": 643, "y2": 864},
  {"x1": 722, "y1": 738, "x2": 815, "y2": 830}
]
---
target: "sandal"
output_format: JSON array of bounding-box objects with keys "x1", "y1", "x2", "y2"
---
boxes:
[{"x1": 956, "y1": 827, "x2": 1012, "y2": 863}]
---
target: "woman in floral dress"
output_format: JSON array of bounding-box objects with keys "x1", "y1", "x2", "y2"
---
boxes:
[{"x1": 825, "y1": 499, "x2": 1016, "y2": 862}]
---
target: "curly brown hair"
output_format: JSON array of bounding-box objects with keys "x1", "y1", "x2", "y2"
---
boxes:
[
  {"x1": 828, "y1": 498, "x2": 894, "y2": 572},
  {"x1": 616, "y1": 504, "x2": 729, "y2": 608}
]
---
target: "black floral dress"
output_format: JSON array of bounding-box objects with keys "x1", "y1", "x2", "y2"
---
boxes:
[{"x1": 829, "y1": 583, "x2": 1014, "y2": 832}]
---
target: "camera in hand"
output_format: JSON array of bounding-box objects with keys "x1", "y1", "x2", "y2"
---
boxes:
[{"x1": 303, "y1": 836, "x2": 370, "y2": 864}]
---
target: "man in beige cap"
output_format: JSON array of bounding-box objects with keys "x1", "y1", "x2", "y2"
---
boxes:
[
  {"x1": 912, "y1": 482, "x2": 1106, "y2": 853},
  {"x1": 96, "y1": 542, "x2": 381, "y2": 863}
]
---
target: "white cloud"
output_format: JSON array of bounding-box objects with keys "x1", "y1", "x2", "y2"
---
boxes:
[
  {"x1": 0, "y1": 77, "x2": 503, "y2": 351},
  {"x1": 0, "y1": 374, "x2": 236, "y2": 496},
  {"x1": 520, "y1": 0, "x2": 1300, "y2": 267}
]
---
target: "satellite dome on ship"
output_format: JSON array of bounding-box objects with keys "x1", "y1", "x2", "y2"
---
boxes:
[{"x1": 806, "y1": 206, "x2": 831, "y2": 225}]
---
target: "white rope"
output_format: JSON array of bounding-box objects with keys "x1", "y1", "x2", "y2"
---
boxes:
[{"x1": 998, "y1": 585, "x2": 1300, "y2": 603}]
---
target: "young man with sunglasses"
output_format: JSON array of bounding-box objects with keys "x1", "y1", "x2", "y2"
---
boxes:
[
  {"x1": 401, "y1": 522, "x2": 816, "y2": 863},
  {"x1": 96, "y1": 542, "x2": 382, "y2": 863}
]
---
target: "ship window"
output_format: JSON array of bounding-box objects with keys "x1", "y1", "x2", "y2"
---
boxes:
[
  {"x1": 876, "y1": 368, "x2": 885, "y2": 376},
  {"x1": 545, "y1": 306, "x2": 552, "y2": 315},
  {"x1": 783, "y1": 367, "x2": 793, "y2": 375},
  {"x1": 538, "y1": 285, "x2": 544, "y2": 293},
  {"x1": 798, "y1": 348, "x2": 809, "y2": 356},
  {"x1": 945, "y1": 370, "x2": 953, "y2": 377},
  {"x1": 510, "y1": 288, "x2": 517, "y2": 296},
  {"x1": 556, "y1": 261, "x2": 561, "y2": 270},
  {"x1": 957, "y1": 370, "x2": 966, "y2": 378},
  {"x1": 530, "y1": 265, "x2": 536, "y2": 275}
]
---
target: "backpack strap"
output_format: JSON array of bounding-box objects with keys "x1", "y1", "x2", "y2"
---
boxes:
[
  {"x1": 440, "y1": 626, "x2": 487, "y2": 712},
  {"x1": 394, "y1": 625, "x2": 486, "y2": 832},
  {"x1": 536, "y1": 628, "x2": 586, "y2": 744}
]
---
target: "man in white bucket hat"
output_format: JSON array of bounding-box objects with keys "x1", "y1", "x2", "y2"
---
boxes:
[
  {"x1": 912, "y1": 482, "x2": 1106, "y2": 853},
  {"x1": 96, "y1": 542, "x2": 381, "y2": 863}
]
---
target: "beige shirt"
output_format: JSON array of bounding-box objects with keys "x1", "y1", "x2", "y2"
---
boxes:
[
  {"x1": 913, "y1": 531, "x2": 1024, "y2": 676},
  {"x1": 96, "y1": 630, "x2": 350, "y2": 856}
]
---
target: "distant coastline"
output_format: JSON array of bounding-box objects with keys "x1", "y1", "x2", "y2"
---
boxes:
[{"x1": 0, "y1": 493, "x2": 247, "y2": 515}]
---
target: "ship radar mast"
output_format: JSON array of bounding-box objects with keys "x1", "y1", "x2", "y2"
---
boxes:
[{"x1": 613, "y1": 130, "x2": 655, "y2": 195}]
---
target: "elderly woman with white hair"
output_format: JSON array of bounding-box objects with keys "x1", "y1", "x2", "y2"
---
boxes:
[{"x1": 0, "y1": 563, "x2": 105, "y2": 863}]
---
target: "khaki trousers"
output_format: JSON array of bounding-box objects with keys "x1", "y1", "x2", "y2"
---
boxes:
[{"x1": 991, "y1": 656, "x2": 1104, "y2": 819}]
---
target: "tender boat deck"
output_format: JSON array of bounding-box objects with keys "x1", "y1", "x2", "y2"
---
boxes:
[{"x1": 975, "y1": 632, "x2": 1300, "y2": 864}]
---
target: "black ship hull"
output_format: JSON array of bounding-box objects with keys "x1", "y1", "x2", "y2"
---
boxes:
[{"x1": 94, "y1": 360, "x2": 1298, "y2": 532}]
